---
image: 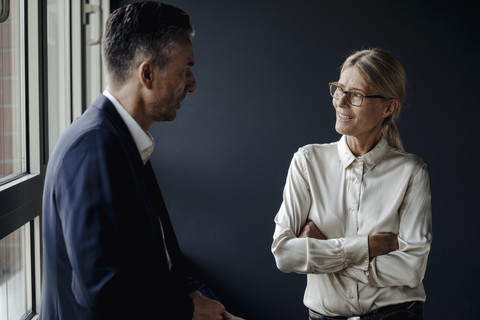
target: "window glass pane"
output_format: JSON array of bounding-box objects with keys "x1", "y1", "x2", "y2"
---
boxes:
[
  {"x1": 85, "y1": 0, "x2": 103, "y2": 106},
  {"x1": 0, "y1": 225, "x2": 29, "y2": 319},
  {"x1": 47, "y1": 0, "x2": 70, "y2": 154},
  {"x1": 0, "y1": 0, "x2": 25, "y2": 183}
]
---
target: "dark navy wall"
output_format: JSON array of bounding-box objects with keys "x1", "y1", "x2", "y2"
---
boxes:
[{"x1": 111, "y1": 1, "x2": 480, "y2": 318}]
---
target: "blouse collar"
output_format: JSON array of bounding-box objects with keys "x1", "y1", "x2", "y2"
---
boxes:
[{"x1": 337, "y1": 135, "x2": 391, "y2": 172}]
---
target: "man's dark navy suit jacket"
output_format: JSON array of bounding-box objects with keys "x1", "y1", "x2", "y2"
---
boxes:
[{"x1": 40, "y1": 94, "x2": 195, "y2": 319}]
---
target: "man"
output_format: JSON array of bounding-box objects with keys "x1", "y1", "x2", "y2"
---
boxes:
[{"x1": 40, "y1": 2, "x2": 242, "y2": 319}]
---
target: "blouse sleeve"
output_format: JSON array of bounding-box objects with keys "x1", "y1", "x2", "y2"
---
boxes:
[
  {"x1": 271, "y1": 149, "x2": 369, "y2": 274},
  {"x1": 340, "y1": 164, "x2": 432, "y2": 288}
]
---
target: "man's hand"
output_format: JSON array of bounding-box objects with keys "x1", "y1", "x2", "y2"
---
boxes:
[
  {"x1": 298, "y1": 220, "x2": 327, "y2": 240},
  {"x1": 190, "y1": 291, "x2": 225, "y2": 320},
  {"x1": 368, "y1": 233, "x2": 399, "y2": 258}
]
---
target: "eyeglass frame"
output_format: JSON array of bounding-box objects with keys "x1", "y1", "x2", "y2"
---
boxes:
[{"x1": 328, "y1": 82, "x2": 391, "y2": 107}]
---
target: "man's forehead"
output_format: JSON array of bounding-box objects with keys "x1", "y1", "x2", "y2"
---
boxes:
[{"x1": 170, "y1": 37, "x2": 194, "y2": 62}]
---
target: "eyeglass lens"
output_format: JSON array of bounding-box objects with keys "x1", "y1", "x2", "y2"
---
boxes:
[{"x1": 330, "y1": 84, "x2": 363, "y2": 106}]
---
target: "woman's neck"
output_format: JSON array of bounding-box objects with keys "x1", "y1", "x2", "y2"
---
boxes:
[{"x1": 346, "y1": 131, "x2": 383, "y2": 157}]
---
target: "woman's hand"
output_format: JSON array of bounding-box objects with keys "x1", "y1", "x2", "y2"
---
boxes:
[
  {"x1": 298, "y1": 221, "x2": 398, "y2": 258},
  {"x1": 368, "y1": 233, "x2": 399, "y2": 258},
  {"x1": 298, "y1": 220, "x2": 327, "y2": 240}
]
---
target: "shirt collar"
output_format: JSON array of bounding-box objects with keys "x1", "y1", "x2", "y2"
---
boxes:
[
  {"x1": 103, "y1": 90, "x2": 155, "y2": 165},
  {"x1": 337, "y1": 135, "x2": 391, "y2": 172}
]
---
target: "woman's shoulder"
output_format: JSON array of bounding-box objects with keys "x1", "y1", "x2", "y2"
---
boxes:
[
  {"x1": 388, "y1": 147, "x2": 428, "y2": 170},
  {"x1": 293, "y1": 141, "x2": 340, "y2": 163},
  {"x1": 297, "y1": 141, "x2": 339, "y2": 153}
]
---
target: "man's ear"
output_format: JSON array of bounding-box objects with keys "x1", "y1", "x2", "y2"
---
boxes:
[
  {"x1": 139, "y1": 61, "x2": 154, "y2": 89},
  {"x1": 383, "y1": 99, "x2": 399, "y2": 119}
]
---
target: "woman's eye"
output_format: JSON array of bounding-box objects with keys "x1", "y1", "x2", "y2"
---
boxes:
[{"x1": 353, "y1": 92, "x2": 363, "y2": 98}]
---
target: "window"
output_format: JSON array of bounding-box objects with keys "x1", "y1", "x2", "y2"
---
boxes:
[
  {"x1": 0, "y1": 225, "x2": 30, "y2": 319},
  {"x1": 46, "y1": 0, "x2": 72, "y2": 154},
  {"x1": 0, "y1": 1, "x2": 35, "y2": 319},
  {"x1": 0, "y1": 0, "x2": 42, "y2": 318},
  {"x1": 0, "y1": 0, "x2": 108, "y2": 319},
  {"x1": 0, "y1": 0, "x2": 26, "y2": 183}
]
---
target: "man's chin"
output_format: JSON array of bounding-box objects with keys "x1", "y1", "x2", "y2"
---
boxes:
[
  {"x1": 155, "y1": 105, "x2": 180, "y2": 123},
  {"x1": 165, "y1": 111, "x2": 177, "y2": 123}
]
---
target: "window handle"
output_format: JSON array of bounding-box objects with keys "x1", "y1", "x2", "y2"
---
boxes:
[
  {"x1": 0, "y1": 0, "x2": 9, "y2": 23},
  {"x1": 82, "y1": 1, "x2": 102, "y2": 45}
]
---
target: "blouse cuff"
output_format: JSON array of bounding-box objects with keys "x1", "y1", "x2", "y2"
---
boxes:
[{"x1": 343, "y1": 235, "x2": 369, "y2": 271}]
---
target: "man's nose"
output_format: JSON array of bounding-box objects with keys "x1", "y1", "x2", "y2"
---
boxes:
[{"x1": 187, "y1": 72, "x2": 196, "y2": 94}]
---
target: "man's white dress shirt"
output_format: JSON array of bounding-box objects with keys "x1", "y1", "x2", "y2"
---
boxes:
[
  {"x1": 272, "y1": 136, "x2": 432, "y2": 316},
  {"x1": 103, "y1": 90, "x2": 154, "y2": 164}
]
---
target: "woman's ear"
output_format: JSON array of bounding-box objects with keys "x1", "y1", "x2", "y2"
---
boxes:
[
  {"x1": 138, "y1": 61, "x2": 154, "y2": 89},
  {"x1": 383, "y1": 99, "x2": 399, "y2": 119}
]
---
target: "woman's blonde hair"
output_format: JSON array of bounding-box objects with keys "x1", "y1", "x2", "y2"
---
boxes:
[{"x1": 341, "y1": 48, "x2": 407, "y2": 151}]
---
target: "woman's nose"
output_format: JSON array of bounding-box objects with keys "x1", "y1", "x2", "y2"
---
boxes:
[{"x1": 337, "y1": 93, "x2": 350, "y2": 108}]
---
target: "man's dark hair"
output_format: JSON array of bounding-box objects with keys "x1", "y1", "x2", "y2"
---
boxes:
[{"x1": 102, "y1": 1, "x2": 194, "y2": 87}]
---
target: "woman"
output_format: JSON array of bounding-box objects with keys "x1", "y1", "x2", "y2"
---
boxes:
[{"x1": 271, "y1": 48, "x2": 432, "y2": 320}]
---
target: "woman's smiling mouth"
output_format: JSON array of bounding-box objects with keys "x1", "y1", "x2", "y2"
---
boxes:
[{"x1": 338, "y1": 113, "x2": 353, "y2": 120}]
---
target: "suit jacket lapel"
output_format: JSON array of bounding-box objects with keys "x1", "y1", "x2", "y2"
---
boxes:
[
  {"x1": 143, "y1": 160, "x2": 183, "y2": 264},
  {"x1": 94, "y1": 95, "x2": 143, "y2": 168}
]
